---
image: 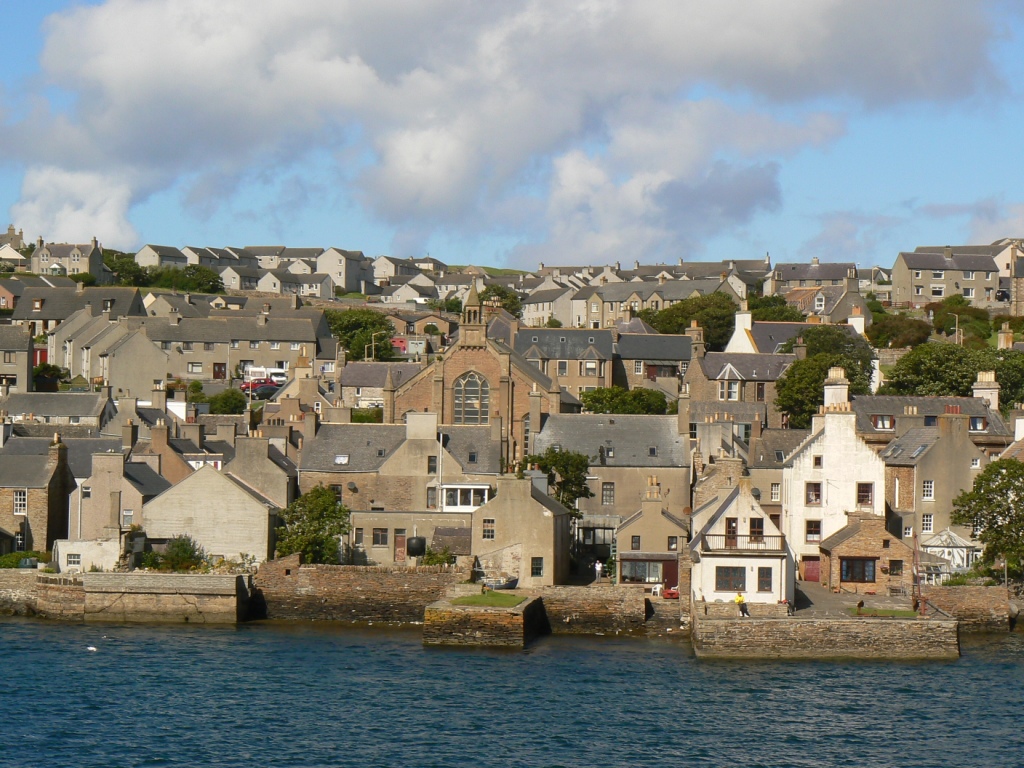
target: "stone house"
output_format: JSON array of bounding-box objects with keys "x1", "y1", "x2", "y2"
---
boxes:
[
  {"x1": 0, "y1": 326, "x2": 33, "y2": 392},
  {"x1": 689, "y1": 478, "x2": 793, "y2": 606},
  {"x1": 766, "y1": 259, "x2": 856, "y2": 295},
  {"x1": 257, "y1": 269, "x2": 335, "y2": 298},
  {"x1": 372, "y1": 255, "x2": 421, "y2": 285},
  {"x1": 338, "y1": 361, "x2": 424, "y2": 408},
  {"x1": 11, "y1": 285, "x2": 146, "y2": 337},
  {"x1": 0, "y1": 224, "x2": 24, "y2": 249},
  {"x1": 0, "y1": 435, "x2": 75, "y2": 553},
  {"x1": 0, "y1": 391, "x2": 116, "y2": 431},
  {"x1": 521, "y1": 287, "x2": 572, "y2": 328},
  {"x1": 819, "y1": 514, "x2": 915, "y2": 595},
  {"x1": 30, "y1": 237, "x2": 109, "y2": 283},
  {"x1": 223, "y1": 435, "x2": 298, "y2": 510},
  {"x1": 135, "y1": 245, "x2": 188, "y2": 269},
  {"x1": 142, "y1": 464, "x2": 279, "y2": 563},
  {"x1": 570, "y1": 278, "x2": 741, "y2": 329},
  {"x1": 612, "y1": 332, "x2": 691, "y2": 399},
  {"x1": 316, "y1": 248, "x2": 375, "y2": 295},
  {"x1": 746, "y1": 428, "x2": 811, "y2": 531},
  {"x1": 891, "y1": 248, "x2": 999, "y2": 308},
  {"x1": 879, "y1": 412, "x2": 988, "y2": 543},
  {"x1": 380, "y1": 280, "x2": 436, "y2": 305},
  {"x1": 513, "y1": 328, "x2": 615, "y2": 399},
  {"x1": 782, "y1": 369, "x2": 887, "y2": 582},
  {"x1": 614, "y1": 478, "x2": 689, "y2": 589},
  {"x1": 219, "y1": 265, "x2": 262, "y2": 291},
  {"x1": 724, "y1": 310, "x2": 865, "y2": 354},
  {"x1": 784, "y1": 280, "x2": 870, "y2": 326}
]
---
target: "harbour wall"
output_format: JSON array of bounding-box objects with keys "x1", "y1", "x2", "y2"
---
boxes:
[
  {"x1": 423, "y1": 597, "x2": 548, "y2": 647},
  {"x1": 923, "y1": 585, "x2": 1010, "y2": 631}
]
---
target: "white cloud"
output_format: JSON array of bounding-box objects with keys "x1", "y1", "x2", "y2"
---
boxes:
[{"x1": 1, "y1": 0, "x2": 1003, "y2": 259}]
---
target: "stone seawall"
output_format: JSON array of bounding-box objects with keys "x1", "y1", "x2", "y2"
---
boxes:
[
  {"x1": 523, "y1": 585, "x2": 646, "y2": 634},
  {"x1": 692, "y1": 613, "x2": 960, "y2": 660},
  {"x1": 423, "y1": 597, "x2": 547, "y2": 647},
  {"x1": 82, "y1": 573, "x2": 245, "y2": 623},
  {"x1": 35, "y1": 575, "x2": 85, "y2": 620},
  {"x1": 923, "y1": 586, "x2": 1010, "y2": 631},
  {"x1": 0, "y1": 570, "x2": 39, "y2": 615},
  {"x1": 254, "y1": 554, "x2": 468, "y2": 623}
]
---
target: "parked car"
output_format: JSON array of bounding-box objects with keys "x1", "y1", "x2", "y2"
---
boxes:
[
  {"x1": 241, "y1": 377, "x2": 274, "y2": 392},
  {"x1": 251, "y1": 385, "x2": 280, "y2": 400},
  {"x1": 996, "y1": 289, "x2": 1010, "y2": 302}
]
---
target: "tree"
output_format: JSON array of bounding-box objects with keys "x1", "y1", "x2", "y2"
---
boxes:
[
  {"x1": 423, "y1": 323, "x2": 440, "y2": 336},
  {"x1": 427, "y1": 297, "x2": 462, "y2": 314},
  {"x1": 580, "y1": 386, "x2": 667, "y2": 415},
  {"x1": 641, "y1": 293, "x2": 737, "y2": 351},
  {"x1": 544, "y1": 317, "x2": 563, "y2": 328},
  {"x1": 324, "y1": 308, "x2": 395, "y2": 360},
  {"x1": 74, "y1": 273, "x2": 98, "y2": 287},
  {"x1": 105, "y1": 254, "x2": 147, "y2": 286},
  {"x1": 927, "y1": 295, "x2": 991, "y2": 348},
  {"x1": 951, "y1": 459, "x2": 1024, "y2": 569},
  {"x1": 880, "y1": 343, "x2": 978, "y2": 397},
  {"x1": 162, "y1": 535, "x2": 207, "y2": 571},
  {"x1": 780, "y1": 325, "x2": 875, "y2": 383},
  {"x1": 748, "y1": 295, "x2": 806, "y2": 322},
  {"x1": 866, "y1": 314, "x2": 932, "y2": 349},
  {"x1": 524, "y1": 447, "x2": 594, "y2": 513},
  {"x1": 275, "y1": 485, "x2": 351, "y2": 564},
  {"x1": 774, "y1": 354, "x2": 872, "y2": 429},
  {"x1": 207, "y1": 388, "x2": 247, "y2": 414},
  {"x1": 479, "y1": 284, "x2": 522, "y2": 317}
]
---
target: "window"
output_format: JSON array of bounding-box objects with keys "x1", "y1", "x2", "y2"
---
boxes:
[
  {"x1": 758, "y1": 567, "x2": 773, "y2": 592},
  {"x1": 634, "y1": 360, "x2": 643, "y2": 375},
  {"x1": 756, "y1": 382, "x2": 766, "y2": 402},
  {"x1": 871, "y1": 414, "x2": 894, "y2": 430},
  {"x1": 931, "y1": 286, "x2": 944, "y2": 298},
  {"x1": 648, "y1": 446, "x2": 657, "y2": 457},
  {"x1": 904, "y1": 525, "x2": 914, "y2": 538},
  {"x1": 354, "y1": 528, "x2": 364, "y2": 546},
  {"x1": 14, "y1": 532, "x2": 24, "y2": 551},
  {"x1": 204, "y1": 342, "x2": 215, "y2": 351},
  {"x1": 557, "y1": 360, "x2": 567, "y2": 376},
  {"x1": 82, "y1": 486, "x2": 91, "y2": 499},
  {"x1": 67, "y1": 554, "x2": 81, "y2": 567},
  {"x1": 969, "y1": 417, "x2": 986, "y2": 431},
  {"x1": 963, "y1": 288, "x2": 975, "y2": 299},
  {"x1": 882, "y1": 539, "x2": 890, "y2": 549},
  {"x1": 182, "y1": 342, "x2": 194, "y2": 351},
  {"x1": 426, "y1": 487, "x2": 437, "y2": 508},
  {"x1": 806, "y1": 520, "x2": 822, "y2": 543},
  {"x1": 591, "y1": 303, "x2": 599, "y2": 313},
  {"x1": 121, "y1": 509, "x2": 134, "y2": 527},
  {"x1": 291, "y1": 342, "x2": 301, "y2": 351},
  {"x1": 932, "y1": 270, "x2": 944, "y2": 279},
  {"x1": 963, "y1": 271, "x2": 975, "y2": 280},
  {"x1": 427, "y1": 456, "x2": 438, "y2": 474},
  {"x1": 719, "y1": 380, "x2": 739, "y2": 401},
  {"x1": 270, "y1": 341, "x2": 281, "y2": 350},
  {"x1": 376, "y1": 448, "x2": 385, "y2": 457},
  {"x1": 922, "y1": 480, "x2": 935, "y2": 500},
  {"x1": 889, "y1": 560, "x2": 904, "y2": 577},
  {"x1": 841, "y1": 558, "x2": 876, "y2": 583},
  {"x1": 715, "y1": 566, "x2": 745, "y2": 591},
  {"x1": 914, "y1": 270, "x2": 922, "y2": 279},
  {"x1": 102, "y1": 299, "x2": 113, "y2": 312},
  {"x1": 468, "y1": 451, "x2": 477, "y2": 464},
  {"x1": 372, "y1": 528, "x2": 388, "y2": 546},
  {"x1": 813, "y1": 455, "x2": 823, "y2": 468},
  {"x1": 857, "y1": 483, "x2": 873, "y2": 506},
  {"x1": 922, "y1": 514, "x2": 934, "y2": 533},
  {"x1": 2, "y1": 352, "x2": 13, "y2": 363},
  {"x1": 230, "y1": 340, "x2": 239, "y2": 349},
  {"x1": 972, "y1": 458, "x2": 981, "y2": 469},
  {"x1": 249, "y1": 341, "x2": 260, "y2": 349},
  {"x1": 805, "y1": 483, "x2": 822, "y2": 505},
  {"x1": 631, "y1": 535, "x2": 641, "y2": 551},
  {"x1": 749, "y1": 518, "x2": 764, "y2": 541},
  {"x1": 814, "y1": 295, "x2": 825, "y2": 311},
  {"x1": 187, "y1": 362, "x2": 202, "y2": 374},
  {"x1": 454, "y1": 372, "x2": 489, "y2": 424},
  {"x1": 482, "y1": 518, "x2": 495, "y2": 540},
  {"x1": 13, "y1": 489, "x2": 27, "y2": 515},
  {"x1": 668, "y1": 536, "x2": 678, "y2": 551},
  {"x1": 531, "y1": 557, "x2": 544, "y2": 577},
  {"x1": 602, "y1": 482, "x2": 615, "y2": 505},
  {"x1": 914, "y1": 286, "x2": 923, "y2": 296},
  {"x1": 770, "y1": 483, "x2": 781, "y2": 502}
]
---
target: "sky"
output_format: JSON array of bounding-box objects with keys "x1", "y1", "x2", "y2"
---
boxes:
[{"x1": 1, "y1": 1, "x2": 1023, "y2": 271}]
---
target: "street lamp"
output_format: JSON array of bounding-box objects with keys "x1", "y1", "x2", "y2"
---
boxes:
[{"x1": 364, "y1": 331, "x2": 387, "y2": 360}]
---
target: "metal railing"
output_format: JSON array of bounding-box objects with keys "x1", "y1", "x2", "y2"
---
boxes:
[{"x1": 702, "y1": 534, "x2": 785, "y2": 552}]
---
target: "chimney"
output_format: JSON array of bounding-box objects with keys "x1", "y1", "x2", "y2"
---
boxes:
[
  {"x1": 973, "y1": 370, "x2": 1000, "y2": 411},
  {"x1": 257, "y1": 313, "x2": 268, "y2": 326},
  {"x1": 1016, "y1": 416, "x2": 1024, "y2": 443},
  {"x1": 151, "y1": 419, "x2": 169, "y2": 450},
  {"x1": 180, "y1": 422, "x2": 204, "y2": 447},
  {"x1": 91, "y1": 236, "x2": 98, "y2": 249},
  {"x1": 998, "y1": 322, "x2": 1014, "y2": 351},
  {"x1": 944, "y1": 245, "x2": 953, "y2": 259},
  {"x1": 150, "y1": 384, "x2": 167, "y2": 411},
  {"x1": 823, "y1": 367, "x2": 849, "y2": 408},
  {"x1": 122, "y1": 418, "x2": 138, "y2": 451},
  {"x1": 847, "y1": 306, "x2": 866, "y2": 336},
  {"x1": 216, "y1": 423, "x2": 237, "y2": 446},
  {"x1": 734, "y1": 306, "x2": 752, "y2": 334},
  {"x1": 684, "y1": 320, "x2": 705, "y2": 358},
  {"x1": 793, "y1": 338, "x2": 807, "y2": 360},
  {"x1": 76, "y1": 281, "x2": 85, "y2": 295},
  {"x1": 634, "y1": 260, "x2": 640, "y2": 270},
  {"x1": 811, "y1": 256, "x2": 819, "y2": 266}
]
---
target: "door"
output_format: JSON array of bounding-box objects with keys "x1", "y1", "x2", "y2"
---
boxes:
[
  {"x1": 663, "y1": 559, "x2": 678, "y2": 589},
  {"x1": 394, "y1": 529, "x2": 407, "y2": 562},
  {"x1": 803, "y1": 556, "x2": 820, "y2": 582},
  {"x1": 725, "y1": 518, "x2": 738, "y2": 548},
  {"x1": 213, "y1": 363, "x2": 226, "y2": 380}
]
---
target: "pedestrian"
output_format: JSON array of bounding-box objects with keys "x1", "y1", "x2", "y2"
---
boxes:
[
  {"x1": 735, "y1": 592, "x2": 750, "y2": 617},
  {"x1": 594, "y1": 560, "x2": 603, "y2": 582}
]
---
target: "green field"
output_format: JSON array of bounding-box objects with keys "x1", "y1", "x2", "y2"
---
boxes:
[{"x1": 451, "y1": 593, "x2": 526, "y2": 608}]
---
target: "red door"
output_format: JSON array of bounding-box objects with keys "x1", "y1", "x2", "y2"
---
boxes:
[
  {"x1": 394, "y1": 529, "x2": 407, "y2": 562},
  {"x1": 803, "y1": 556, "x2": 820, "y2": 582},
  {"x1": 662, "y1": 559, "x2": 678, "y2": 589}
]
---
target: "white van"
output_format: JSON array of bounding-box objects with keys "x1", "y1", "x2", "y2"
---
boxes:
[{"x1": 244, "y1": 366, "x2": 288, "y2": 385}]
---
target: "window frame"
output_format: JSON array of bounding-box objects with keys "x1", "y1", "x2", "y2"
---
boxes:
[
  {"x1": 805, "y1": 520, "x2": 822, "y2": 543},
  {"x1": 601, "y1": 482, "x2": 615, "y2": 506},
  {"x1": 372, "y1": 528, "x2": 389, "y2": 547},
  {"x1": 715, "y1": 566, "x2": 745, "y2": 592},
  {"x1": 482, "y1": 518, "x2": 495, "y2": 540},
  {"x1": 805, "y1": 482, "x2": 822, "y2": 505}
]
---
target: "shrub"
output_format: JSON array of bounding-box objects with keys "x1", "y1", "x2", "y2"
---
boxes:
[
  {"x1": 421, "y1": 546, "x2": 455, "y2": 565},
  {"x1": 0, "y1": 551, "x2": 50, "y2": 569},
  {"x1": 161, "y1": 535, "x2": 207, "y2": 571}
]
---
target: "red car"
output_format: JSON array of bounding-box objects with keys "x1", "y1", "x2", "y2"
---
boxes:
[{"x1": 241, "y1": 377, "x2": 274, "y2": 392}]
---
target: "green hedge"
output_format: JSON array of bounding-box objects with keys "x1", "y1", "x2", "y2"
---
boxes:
[{"x1": 0, "y1": 551, "x2": 51, "y2": 569}]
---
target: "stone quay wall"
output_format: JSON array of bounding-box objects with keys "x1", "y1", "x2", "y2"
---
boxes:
[
  {"x1": 923, "y1": 585, "x2": 1010, "y2": 631},
  {"x1": 254, "y1": 554, "x2": 468, "y2": 623},
  {"x1": 34, "y1": 575, "x2": 85, "y2": 620},
  {"x1": 522, "y1": 584, "x2": 646, "y2": 634},
  {"x1": 81, "y1": 573, "x2": 246, "y2": 623},
  {"x1": 423, "y1": 597, "x2": 547, "y2": 647},
  {"x1": 697, "y1": 600, "x2": 790, "y2": 619},
  {"x1": 692, "y1": 614, "x2": 960, "y2": 660},
  {"x1": 0, "y1": 570, "x2": 41, "y2": 615}
]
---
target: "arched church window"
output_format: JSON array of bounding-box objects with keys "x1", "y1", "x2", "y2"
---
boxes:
[{"x1": 454, "y1": 372, "x2": 489, "y2": 424}]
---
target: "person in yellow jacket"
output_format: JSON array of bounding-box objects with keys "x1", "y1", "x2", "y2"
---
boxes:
[{"x1": 735, "y1": 592, "x2": 750, "y2": 617}]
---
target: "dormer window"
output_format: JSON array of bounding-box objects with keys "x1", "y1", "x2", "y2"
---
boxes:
[
  {"x1": 871, "y1": 414, "x2": 894, "y2": 430},
  {"x1": 32, "y1": 299, "x2": 42, "y2": 311},
  {"x1": 969, "y1": 417, "x2": 987, "y2": 431},
  {"x1": 103, "y1": 299, "x2": 113, "y2": 311}
]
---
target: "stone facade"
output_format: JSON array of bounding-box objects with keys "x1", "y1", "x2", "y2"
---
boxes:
[
  {"x1": 0, "y1": 569, "x2": 37, "y2": 614},
  {"x1": 521, "y1": 584, "x2": 646, "y2": 634},
  {"x1": 922, "y1": 585, "x2": 1010, "y2": 631},
  {"x1": 819, "y1": 515, "x2": 915, "y2": 595},
  {"x1": 422, "y1": 597, "x2": 547, "y2": 647}
]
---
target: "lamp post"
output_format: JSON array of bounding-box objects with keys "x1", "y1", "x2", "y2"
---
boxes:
[{"x1": 364, "y1": 331, "x2": 386, "y2": 360}]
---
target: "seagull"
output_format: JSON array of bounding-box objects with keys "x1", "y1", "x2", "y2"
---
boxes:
[{"x1": 86, "y1": 646, "x2": 97, "y2": 652}]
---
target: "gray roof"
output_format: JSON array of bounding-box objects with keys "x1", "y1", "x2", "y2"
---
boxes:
[
  {"x1": 748, "y1": 429, "x2": 812, "y2": 469},
  {"x1": 774, "y1": 262, "x2": 855, "y2": 281},
  {"x1": 899, "y1": 251, "x2": 999, "y2": 272},
  {"x1": 514, "y1": 329, "x2": 615, "y2": 360},
  {"x1": 575, "y1": 279, "x2": 732, "y2": 303},
  {"x1": 11, "y1": 287, "x2": 144, "y2": 321},
  {"x1": 441, "y1": 426, "x2": 502, "y2": 474},
  {"x1": 339, "y1": 362, "x2": 424, "y2": 388},
  {"x1": 748, "y1": 321, "x2": 859, "y2": 354},
  {"x1": 523, "y1": 287, "x2": 570, "y2": 305},
  {"x1": 124, "y1": 462, "x2": 172, "y2": 497},
  {"x1": 0, "y1": 392, "x2": 109, "y2": 418},
  {"x1": 533, "y1": 414, "x2": 688, "y2": 467},
  {"x1": 0, "y1": 325, "x2": 31, "y2": 350},
  {"x1": 300, "y1": 424, "x2": 410, "y2": 473},
  {"x1": 615, "y1": 333, "x2": 691, "y2": 363},
  {"x1": 0, "y1": 436, "x2": 121, "y2": 477},
  {"x1": 0, "y1": 455, "x2": 57, "y2": 487},
  {"x1": 850, "y1": 396, "x2": 1010, "y2": 436},
  {"x1": 615, "y1": 318, "x2": 659, "y2": 334},
  {"x1": 699, "y1": 352, "x2": 795, "y2": 381},
  {"x1": 819, "y1": 521, "x2": 865, "y2": 551},
  {"x1": 431, "y1": 526, "x2": 472, "y2": 555},
  {"x1": 133, "y1": 315, "x2": 324, "y2": 344},
  {"x1": 879, "y1": 427, "x2": 941, "y2": 466}
]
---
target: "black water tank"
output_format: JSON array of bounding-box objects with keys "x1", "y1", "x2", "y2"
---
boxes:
[{"x1": 407, "y1": 537, "x2": 427, "y2": 557}]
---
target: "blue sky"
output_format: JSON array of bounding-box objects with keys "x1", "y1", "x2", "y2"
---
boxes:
[{"x1": 1, "y1": 1, "x2": 1023, "y2": 270}]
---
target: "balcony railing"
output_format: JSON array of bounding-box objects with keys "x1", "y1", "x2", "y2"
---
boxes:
[{"x1": 702, "y1": 534, "x2": 786, "y2": 552}]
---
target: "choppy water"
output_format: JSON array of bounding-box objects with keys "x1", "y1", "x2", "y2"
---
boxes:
[{"x1": 2, "y1": 618, "x2": 1022, "y2": 768}]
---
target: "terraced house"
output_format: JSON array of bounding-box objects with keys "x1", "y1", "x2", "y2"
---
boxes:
[{"x1": 891, "y1": 247, "x2": 999, "y2": 308}]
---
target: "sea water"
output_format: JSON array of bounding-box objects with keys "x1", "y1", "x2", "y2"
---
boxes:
[{"x1": 2, "y1": 618, "x2": 1022, "y2": 768}]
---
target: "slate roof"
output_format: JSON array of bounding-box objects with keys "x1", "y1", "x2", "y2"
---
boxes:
[
  {"x1": 785, "y1": 285, "x2": 848, "y2": 316},
  {"x1": 133, "y1": 315, "x2": 324, "y2": 344},
  {"x1": 11, "y1": 287, "x2": 144, "y2": 321},
  {"x1": 0, "y1": 436, "x2": 122, "y2": 477},
  {"x1": 879, "y1": 427, "x2": 941, "y2": 466},
  {"x1": 523, "y1": 287, "x2": 570, "y2": 305},
  {"x1": 441, "y1": 426, "x2": 502, "y2": 474},
  {"x1": 0, "y1": 455, "x2": 57, "y2": 487},
  {"x1": 850, "y1": 396, "x2": 1010, "y2": 436},
  {"x1": 698, "y1": 352, "x2": 795, "y2": 381},
  {"x1": 300, "y1": 424, "x2": 411, "y2": 473},
  {"x1": 774, "y1": 262, "x2": 855, "y2": 281},
  {"x1": 748, "y1": 429, "x2": 812, "y2": 469},
  {"x1": 431, "y1": 526, "x2": 472, "y2": 555},
  {"x1": 747, "y1": 321, "x2": 858, "y2": 353},
  {"x1": 0, "y1": 325, "x2": 31, "y2": 350},
  {"x1": 819, "y1": 520, "x2": 866, "y2": 551},
  {"x1": 615, "y1": 333, "x2": 691, "y2": 363},
  {"x1": 513, "y1": 329, "x2": 615, "y2": 360},
  {"x1": 339, "y1": 362, "x2": 424, "y2": 388},
  {"x1": 533, "y1": 414, "x2": 688, "y2": 467},
  {"x1": 614, "y1": 318, "x2": 659, "y2": 334},
  {"x1": 124, "y1": 462, "x2": 172, "y2": 497},
  {"x1": 0, "y1": 392, "x2": 109, "y2": 418},
  {"x1": 899, "y1": 251, "x2": 999, "y2": 272}
]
